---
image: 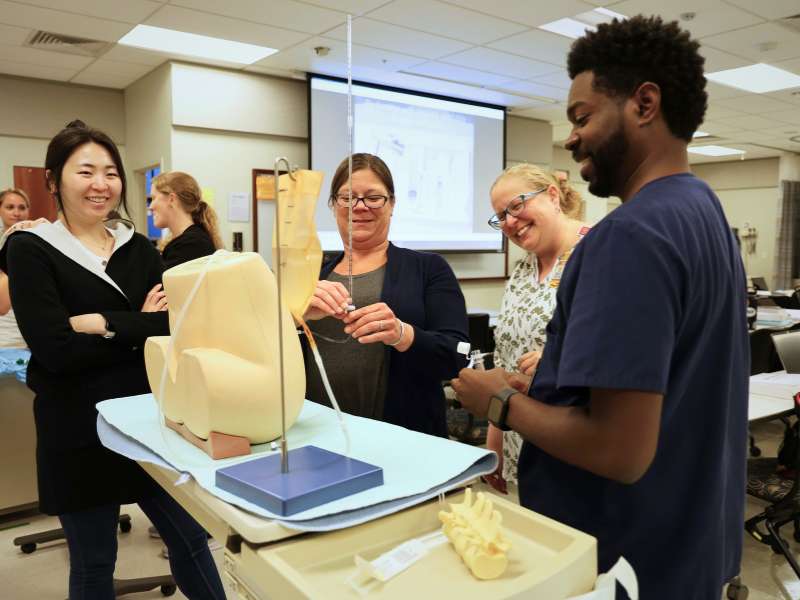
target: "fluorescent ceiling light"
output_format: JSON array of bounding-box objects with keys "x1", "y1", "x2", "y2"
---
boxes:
[
  {"x1": 693, "y1": 130, "x2": 710, "y2": 138},
  {"x1": 539, "y1": 8, "x2": 627, "y2": 39},
  {"x1": 118, "y1": 25, "x2": 277, "y2": 65},
  {"x1": 688, "y1": 145, "x2": 745, "y2": 157},
  {"x1": 706, "y1": 63, "x2": 800, "y2": 93}
]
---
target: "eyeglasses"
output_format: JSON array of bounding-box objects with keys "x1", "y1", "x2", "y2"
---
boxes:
[
  {"x1": 487, "y1": 188, "x2": 546, "y2": 230},
  {"x1": 333, "y1": 194, "x2": 390, "y2": 209}
]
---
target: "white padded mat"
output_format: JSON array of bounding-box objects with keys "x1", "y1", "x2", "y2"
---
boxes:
[{"x1": 97, "y1": 394, "x2": 496, "y2": 530}]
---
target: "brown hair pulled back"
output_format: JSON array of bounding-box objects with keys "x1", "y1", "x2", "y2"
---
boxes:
[
  {"x1": 328, "y1": 153, "x2": 395, "y2": 206},
  {"x1": 152, "y1": 171, "x2": 223, "y2": 249}
]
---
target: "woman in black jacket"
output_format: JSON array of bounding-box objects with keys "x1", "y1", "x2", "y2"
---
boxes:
[
  {"x1": 0, "y1": 121, "x2": 226, "y2": 599},
  {"x1": 149, "y1": 171, "x2": 222, "y2": 269},
  {"x1": 303, "y1": 154, "x2": 469, "y2": 436}
]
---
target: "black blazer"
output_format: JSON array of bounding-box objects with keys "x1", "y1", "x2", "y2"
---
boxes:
[
  {"x1": 311, "y1": 243, "x2": 469, "y2": 436},
  {"x1": 162, "y1": 224, "x2": 216, "y2": 270},
  {"x1": 1, "y1": 225, "x2": 168, "y2": 515}
]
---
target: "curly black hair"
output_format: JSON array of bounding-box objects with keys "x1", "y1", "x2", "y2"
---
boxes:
[{"x1": 567, "y1": 15, "x2": 707, "y2": 142}]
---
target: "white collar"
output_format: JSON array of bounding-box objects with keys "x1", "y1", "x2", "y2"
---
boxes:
[{"x1": 11, "y1": 220, "x2": 135, "y2": 300}]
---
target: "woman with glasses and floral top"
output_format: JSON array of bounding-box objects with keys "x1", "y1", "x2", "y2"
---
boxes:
[
  {"x1": 302, "y1": 153, "x2": 469, "y2": 436},
  {"x1": 484, "y1": 164, "x2": 589, "y2": 494}
]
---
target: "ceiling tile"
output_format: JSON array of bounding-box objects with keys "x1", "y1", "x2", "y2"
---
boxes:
[
  {"x1": 764, "y1": 88, "x2": 800, "y2": 107},
  {"x1": 702, "y1": 104, "x2": 747, "y2": 120},
  {"x1": 775, "y1": 57, "x2": 800, "y2": 76},
  {"x1": 100, "y1": 45, "x2": 171, "y2": 66},
  {"x1": 0, "y1": 23, "x2": 32, "y2": 46},
  {"x1": 441, "y1": 0, "x2": 596, "y2": 28},
  {"x1": 714, "y1": 94, "x2": 795, "y2": 114},
  {"x1": 0, "y1": 58, "x2": 74, "y2": 81},
  {"x1": 313, "y1": 62, "x2": 533, "y2": 106},
  {"x1": 705, "y1": 81, "x2": 749, "y2": 100},
  {"x1": 293, "y1": 0, "x2": 389, "y2": 15},
  {"x1": 530, "y1": 69, "x2": 572, "y2": 89},
  {"x1": 145, "y1": 5, "x2": 310, "y2": 49},
  {"x1": 722, "y1": 0, "x2": 800, "y2": 20},
  {"x1": 0, "y1": 0, "x2": 133, "y2": 42},
  {"x1": 323, "y1": 17, "x2": 472, "y2": 60},
  {"x1": 765, "y1": 110, "x2": 800, "y2": 126},
  {"x1": 443, "y1": 47, "x2": 560, "y2": 79},
  {"x1": 0, "y1": 45, "x2": 94, "y2": 70},
  {"x1": 168, "y1": 0, "x2": 347, "y2": 35},
  {"x1": 368, "y1": 0, "x2": 528, "y2": 44},
  {"x1": 511, "y1": 103, "x2": 569, "y2": 122},
  {"x1": 487, "y1": 28, "x2": 574, "y2": 68},
  {"x1": 702, "y1": 23, "x2": 800, "y2": 63},
  {"x1": 9, "y1": 0, "x2": 162, "y2": 24},
  {"x1": 611, "y1": 0, "x2": 763, "y2": 38},
  {"x1": 75, "y1": 58, "x2": 153, "y2": 79},
  {"x1": 403, "y1": 61, "x2": 514, "y2": 87},
  {"x1": 494, "y1": 79, "x2": 568, "y2": 102},
  {"x1": 759, "y1": 126, "x2": 800, "y2": 137},
  {"x1": 255, "y1": 36, "x2": 425, "y2": 73},
  {"x1": 698, "y1": 44, "x2": 751, "y2": 72},
  {"x1": 716, "y1": 114, "x2": 789, "y2": 130},
  {"x1": 699, "y1": 119, "x2": 746, "y2": 136}
]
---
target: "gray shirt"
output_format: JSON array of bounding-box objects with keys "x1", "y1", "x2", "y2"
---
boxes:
[{"x1": 306, "y1": 266, "x2": 388, "y2": 420}]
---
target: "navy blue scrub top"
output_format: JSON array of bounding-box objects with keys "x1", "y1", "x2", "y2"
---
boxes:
[{"x1": 518, "y1": 173, "x2": 749, "y2": 600}]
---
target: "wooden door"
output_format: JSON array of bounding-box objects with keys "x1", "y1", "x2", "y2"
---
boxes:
[{"x1": 13, "y1": 166, "x2": 57, "y2": 222}]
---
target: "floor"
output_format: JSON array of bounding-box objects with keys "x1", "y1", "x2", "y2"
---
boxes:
[{"x1": 0, "y1": 421, "x2": 798, "y2": 599}]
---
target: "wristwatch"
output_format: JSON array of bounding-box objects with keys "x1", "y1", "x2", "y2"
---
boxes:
[
  {"x1": 487, "y1": 388, "x2": 517, "y2": 431},
  {"x1": 102, "y1": 318, "x2": 116, "y2": 340}
]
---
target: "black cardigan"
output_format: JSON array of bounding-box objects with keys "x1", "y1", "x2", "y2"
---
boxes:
[
  {"x1": 1, "y1": 227, "x2": 168, "y2": 515},
  {"x1": 162, "y1": 224, "x2": 216, "y2": 270},
  {"x1": 308, "y1": 243, "x2": 469, "y2": 436}
]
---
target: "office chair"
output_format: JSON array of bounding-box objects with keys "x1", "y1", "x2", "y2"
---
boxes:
[
  {"x1": 773, "y1": 330, "x2": 800, "y2": 374},
  {"x1": 13, "y1": 515, "x2": 177, "y2": 597},
  {"x1": 745, "y1": 392, "x2": 800, "y2": 579}
]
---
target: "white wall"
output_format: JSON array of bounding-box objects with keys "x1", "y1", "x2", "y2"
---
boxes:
[
  {"x1": 171, "y1": 127, "x2": 306, "y2": 253},
  {"x1": 693, "y1": 158, "x2": 780, "y2": 286},
  {"x1": 0, "y1": 75, "x2": 126, "y2": 196},
  {"x1": 124, "y1": 63, "x2": 173, "y2": 229}
]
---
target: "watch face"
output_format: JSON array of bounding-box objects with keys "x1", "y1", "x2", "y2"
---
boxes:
[{"x1": 488, "y1": 396, "x2": 502, "y2": 423}]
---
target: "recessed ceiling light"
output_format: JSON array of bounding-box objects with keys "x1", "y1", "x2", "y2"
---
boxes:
[
  {"x1": 118, "y1": 25, "x2": 277, "y2": 65},
  {"x1": 688, "y1": 145, "x2": 745, "y2": 157},
  {"x1": 693, "y1": 130, "x2": 710, "y2": 138},
  {"x1": 539, "y1": 8, "x2": 626, "y2": 39},
  {"x1": 706, "y1": 63, "x2": 800, "y2": 94}
]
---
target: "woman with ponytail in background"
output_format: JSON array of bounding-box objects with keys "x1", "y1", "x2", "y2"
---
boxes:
[
  {"x1": 483, "y1": 164, "x2": 589, "y2": 495},
  {"x1": 150, "y1": 172, "x2": 223, "y2": 269}
]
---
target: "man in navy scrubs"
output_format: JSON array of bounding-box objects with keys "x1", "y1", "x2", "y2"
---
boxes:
[{"x1": 453, "y1": 15, "x2": 748, "y2": 600}]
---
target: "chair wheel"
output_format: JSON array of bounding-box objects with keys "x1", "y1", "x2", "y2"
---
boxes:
[
  {"x1": 20, "y1": 543, "x2": 36, "y2": 554},
  {"x1": 749, "y1": 446, "x2": 761, "y2": 457},
  {"x1": 119, "y1": 520, "x2": 131, "y2": 533},
  {"x1": 726, "y1": 584, "x2": 748, "y2": 600},
  {"x1": 160, "y1": 584, "x2": 177, "y2": 596}
]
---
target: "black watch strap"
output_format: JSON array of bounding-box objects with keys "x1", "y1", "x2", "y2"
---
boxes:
[{"x1": 489, "y1": 388, "x2": 517, "y2": 431}]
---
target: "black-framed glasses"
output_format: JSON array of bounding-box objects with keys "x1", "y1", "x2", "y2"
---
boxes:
[
  {"x1": 333, "y1": 194, "x2": 390, "y2": 209},
  {"x1": 487, "y1": 188, "x2": 546, "y2": 230}
]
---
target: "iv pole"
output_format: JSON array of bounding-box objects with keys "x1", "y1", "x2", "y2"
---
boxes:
[{"x1": 273, "y1": 157, "x2": 295, "y2": 473}]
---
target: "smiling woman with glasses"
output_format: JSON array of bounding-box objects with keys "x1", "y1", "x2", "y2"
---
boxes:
[
  {"x1": 301, "y1": 153, "x2": 469, "y2": 436},
  {"x1": 482, "y1": 163, "x2": 589, "y2": 495}
]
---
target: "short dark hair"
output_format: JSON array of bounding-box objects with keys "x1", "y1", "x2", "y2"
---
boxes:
[
  {"x1": 44, "y1": 119, "x2": 129, "y2": 217},
  {"x1": 567, "y1": 15, "x2": 707, "y2": 142},
  {"x1": 328, "y1": 153, "x2": 395, "y2": 207}
]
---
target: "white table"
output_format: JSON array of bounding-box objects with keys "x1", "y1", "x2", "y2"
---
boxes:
[{"x1": 749, "y1": 393, "x2": 793, "y2": 423}]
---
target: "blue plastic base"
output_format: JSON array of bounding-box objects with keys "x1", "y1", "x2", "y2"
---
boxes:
[{"x1": 215, "y1": 445, "x2": 384, "y2": 516}]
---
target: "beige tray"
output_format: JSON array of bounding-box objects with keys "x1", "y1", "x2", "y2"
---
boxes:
[{"x1": 233, "y1": 489, "x2": 597, "y2": 599}]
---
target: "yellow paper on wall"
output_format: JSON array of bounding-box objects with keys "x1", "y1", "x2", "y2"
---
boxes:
[{"x1": 201, "y1": 187, "x2": 215, "y2": 207}]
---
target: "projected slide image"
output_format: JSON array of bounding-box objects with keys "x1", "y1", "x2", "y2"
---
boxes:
[{"x1": 355, "y1": 98, "x2": 474, "y2": 237}]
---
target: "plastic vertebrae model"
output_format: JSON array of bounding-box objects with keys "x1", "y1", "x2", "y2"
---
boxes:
[
  {"x1": 438, "y1": 488, "x2": 512, "y2": 580},
  {"x1": 144, "y1": 252, "x2": 305, "y2": 452}
]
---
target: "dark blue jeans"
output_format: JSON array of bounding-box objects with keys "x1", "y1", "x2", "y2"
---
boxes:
[{"x1": 58, "y1": 489, "x2": 227, "y2": 600}]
